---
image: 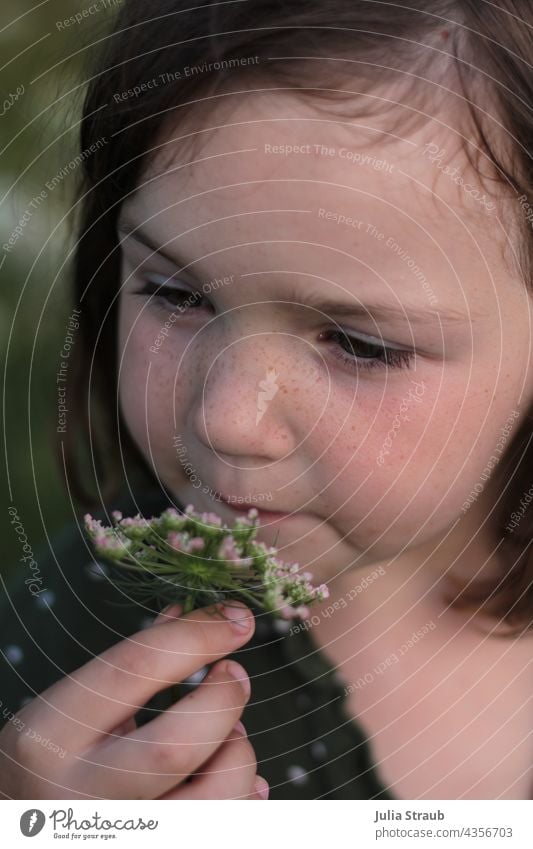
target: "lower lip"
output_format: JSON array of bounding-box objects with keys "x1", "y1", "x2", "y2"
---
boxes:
[{"x1": 222, "y1": 502, "x2": 291, "y2": 522}]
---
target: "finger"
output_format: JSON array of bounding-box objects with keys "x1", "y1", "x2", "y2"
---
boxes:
[
  {"x1": 158, "y1": 725, "x2": 259, "y2": 800},
  {"x1": 101, "y1": 603, "x2": 181, "y2": 741},
  {"x1": 106, "y1": 716, "x2": 137, "y2": 739},
  {"x1": 69, "y1": 658, "x2": 252, "y2": 799},
  {"x1": 250, "y1": 775, "x2": 270, "y2": 800},
  {"x1": 152, "y1": 603, "x2": 183, "y2": 625},
  {"x1": 35, "y1": 600, "x2": 254, "y2": 752}
]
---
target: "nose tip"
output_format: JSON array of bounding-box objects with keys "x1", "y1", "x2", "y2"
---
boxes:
[{"x1": 192, "y1": 351, "x2": 291, "y2": 462}]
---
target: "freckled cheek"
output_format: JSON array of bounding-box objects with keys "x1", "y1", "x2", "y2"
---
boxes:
[
  {"x1": 118, "y1": 319, "x2": 191, "y2": 453},
  {"x1": 323, "y1": 382, "x2": 504, "y2": 544},
  {"x1": 317, "y1": 385, "x2": 453, "y2": 519},
  {"x1": 314, "y1": 382, "x2": 434, "y2": 470}
]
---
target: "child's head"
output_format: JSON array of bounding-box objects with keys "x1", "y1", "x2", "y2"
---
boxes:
[{"x1": 69, "y1": 0, "x2": 533, "y2": 630}]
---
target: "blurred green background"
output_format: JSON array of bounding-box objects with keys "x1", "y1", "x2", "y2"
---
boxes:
[{"x1": 1, "y1": 1, "x2": 121, "y2": 573}]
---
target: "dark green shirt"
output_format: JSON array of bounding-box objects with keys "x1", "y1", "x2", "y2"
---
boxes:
[{"x1": 1, "y1": 486, "x2": 394, "y2": 800}]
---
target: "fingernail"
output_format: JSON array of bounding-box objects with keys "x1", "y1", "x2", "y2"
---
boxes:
[
  {"x1": 220, "y1": 602, "x2": 253, "y2": 631},
  {"x1": 254, "y1": 775, "x2": 269, "y2": 799},
  {"x1": 153, "y1": 603, "x2": 183, "y2": 625},
  {"x1": 224, "y1": 660, "x2": 251, "y2": 699},
  {"x1": 232, "y1": 720, "x2": 247, "y2": 736}
]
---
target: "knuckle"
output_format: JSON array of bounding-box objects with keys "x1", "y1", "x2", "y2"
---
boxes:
[{"x1": 149, "y1": 740, "x2": 184, "y2": 773}]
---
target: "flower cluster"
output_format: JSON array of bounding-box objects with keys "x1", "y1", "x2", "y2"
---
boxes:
[{"x1": 83, "y1": 505, "x2": 329, "y2": 619}]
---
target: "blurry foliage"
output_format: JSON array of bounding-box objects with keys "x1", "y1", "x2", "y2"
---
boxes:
[{"x1": 1, "y1": 1, "x2": 121, "y2": 573}]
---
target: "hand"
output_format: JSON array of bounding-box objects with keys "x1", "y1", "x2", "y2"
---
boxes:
[{"x1": 0, "y1": 600, "x2": 268, "y2": 799}]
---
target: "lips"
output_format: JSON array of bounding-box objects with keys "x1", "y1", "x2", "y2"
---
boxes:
[
  {"x1": 222, "y1": 500, "x2": 258, "y2": 512},
  {"x1": 219, "y1": 495, "x2": 276, "y2": 511},
  {"x1": 216, "y1": 493, "x2": 289, "y2": 520}
]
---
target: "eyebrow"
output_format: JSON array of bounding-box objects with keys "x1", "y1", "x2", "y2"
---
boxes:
[{"x1": 118, "y1": 219, "x2": 479, "y2": 326}]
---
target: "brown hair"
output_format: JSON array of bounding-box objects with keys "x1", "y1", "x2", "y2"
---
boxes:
[{"x1": 65, "y1": 0, "x2": 533, "y2": 631}]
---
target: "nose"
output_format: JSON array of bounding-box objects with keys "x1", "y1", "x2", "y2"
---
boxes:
[{"x1": 190, "y1": 338, "x2": 295, "y2": 463}]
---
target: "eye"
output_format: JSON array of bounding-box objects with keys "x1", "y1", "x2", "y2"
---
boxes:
[
  {"x1": 319, "y1": 328, "x2": 415, "y2": 372},
  {"x1": 133, "y1": 274, "x2": 210, "y2": 313}
]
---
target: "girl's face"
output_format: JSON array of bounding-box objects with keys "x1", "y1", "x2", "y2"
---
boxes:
[{"x1": 117, "y1": 90, "x2": 533, "y2": 583}]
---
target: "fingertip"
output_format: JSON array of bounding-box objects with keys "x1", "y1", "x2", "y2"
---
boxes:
[
  {"x1": 253, "y1": 775, "x2": 269, "y2": 800},
  {"x1": 218, "y1": 601, "x2": 255, "y2": 634}
]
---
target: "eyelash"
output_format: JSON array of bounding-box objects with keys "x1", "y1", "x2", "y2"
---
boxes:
[
  {"x1": 135, "y1": 277, "x2": 415, "y2": 373},
  {"x1": 319, "y1": 329, "x2": 415, "y2": 372},
  {"x1": 135, "y1": 278, "x2": 209, "y2": 312}
]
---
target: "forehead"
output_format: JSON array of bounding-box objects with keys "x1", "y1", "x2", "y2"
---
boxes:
[
  {"x1": 124, "y1": 89, "x2": 514, "y2": 313},
  {"x1": 139, "y1": 87, "x2": 493, "y2": 214}
]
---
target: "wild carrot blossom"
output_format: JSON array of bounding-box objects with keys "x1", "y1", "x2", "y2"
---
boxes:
[{"x1": 83, "y1": 505, "x2": 329, "y2": 618}]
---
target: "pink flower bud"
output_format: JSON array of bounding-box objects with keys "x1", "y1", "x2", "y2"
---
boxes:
[{"x1": 167, "y1": 532, "x2": 185, "y2": 551}]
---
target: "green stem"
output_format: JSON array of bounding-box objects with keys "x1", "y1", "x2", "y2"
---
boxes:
[
  {"x1": 113, "y1": 555, "x2": 181, "y2": 573},
  {"x1": 183, "y1": 595, "x2": 195, "y2": 614},
  {"x1": 227, "y1": 587, "x2": 264, "y2": 608}
]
